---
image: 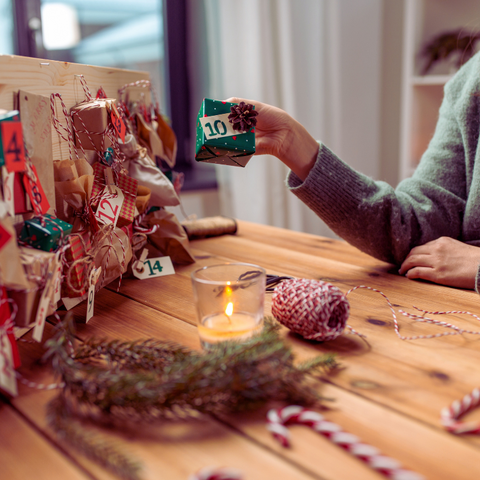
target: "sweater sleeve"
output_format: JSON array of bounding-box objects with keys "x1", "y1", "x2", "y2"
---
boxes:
[{"x1": 287, "y1": 54, "x2": 480, "y2": 265}]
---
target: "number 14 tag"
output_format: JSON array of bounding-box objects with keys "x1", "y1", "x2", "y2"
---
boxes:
[
  {"x1": 133, "y1": 256, "x2": 175, "y2": 280},
  {"x1": 94, "y1": 185, "x2": 124, "y2": 227}
]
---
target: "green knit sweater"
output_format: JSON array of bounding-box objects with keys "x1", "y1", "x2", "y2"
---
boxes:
[{"x1": 288, "y1": 51, "x2": 480, "y2": 268}]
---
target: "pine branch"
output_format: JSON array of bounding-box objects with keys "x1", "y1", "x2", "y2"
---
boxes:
[
  {"x1": 45, "y1": 315, "x2": 338, "y2": 479},
  {"x1": 47, "y1": 395, "x2": 142, "y2": 480}
]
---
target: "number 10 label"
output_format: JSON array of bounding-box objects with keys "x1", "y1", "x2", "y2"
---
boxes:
[{"x1": 199, "y1": 113, "x2": 238, "y2": 139}]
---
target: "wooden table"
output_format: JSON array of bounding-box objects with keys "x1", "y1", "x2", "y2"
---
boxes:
[{"x1": 3, "y1": 220, "x2": 480, "y2": 480}]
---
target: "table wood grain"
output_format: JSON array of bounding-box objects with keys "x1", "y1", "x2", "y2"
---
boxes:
[{"x1": 3, "y1": 220, "x2": 480, "y2": 480}]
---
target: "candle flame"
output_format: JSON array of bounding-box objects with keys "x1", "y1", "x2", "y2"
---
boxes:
[
  {"x1": 225, "y1": 281, "x2": 232, "y2": 296},
  {"x1": 225, "y1": 302, "x2": 233, "y2": 317}
]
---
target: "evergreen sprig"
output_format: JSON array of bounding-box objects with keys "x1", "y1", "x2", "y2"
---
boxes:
[{"x1": 45, "y1": 314, "x2": 337, "y2": 479}]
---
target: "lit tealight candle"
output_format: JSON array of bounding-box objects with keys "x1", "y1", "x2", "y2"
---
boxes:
[
  {"x1": 191, "y1": 263, "x2": 266, "y2": 349},
  {"x1": 197, "y1": 305, "x2": 260, "y2": 346}
]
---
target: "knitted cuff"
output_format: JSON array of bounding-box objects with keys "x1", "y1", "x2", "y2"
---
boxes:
[{"x1": 475, "y1": 262, "x2": 480, "y2": 295}]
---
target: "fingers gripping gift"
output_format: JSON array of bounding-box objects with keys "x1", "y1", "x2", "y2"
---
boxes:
[{"x1": 195, "y1": 99, "x2": 257, "y2": 167}]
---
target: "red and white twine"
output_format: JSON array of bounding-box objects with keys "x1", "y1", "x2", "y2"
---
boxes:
[
  {"x1": 267, "y1": 406, "x2": 425, "y2": 480},
  {"x1": 272, "y1": 279, "x2": 351, "y2": 341},
  {"x1": 272, "y1": 279, "x2": 480, "y2": 342},
  {"x1": 50, "y1": 93, "x2": 77, "y2": 162}
]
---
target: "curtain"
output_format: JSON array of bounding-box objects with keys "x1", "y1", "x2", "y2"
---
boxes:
[{"x1": 201, "y1": 0, "x2": 383, "y2": 237}]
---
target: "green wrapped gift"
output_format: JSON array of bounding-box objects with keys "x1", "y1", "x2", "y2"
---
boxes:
[
  {"x1": 195, "y1": 98, "x2": 255, "y2": 167},
  {"x1": 0, "y1": 110, "x2": 20, "y2": 167},
  {"x1": 20, "y1": 214, "x2": 72, "y2": 252}
]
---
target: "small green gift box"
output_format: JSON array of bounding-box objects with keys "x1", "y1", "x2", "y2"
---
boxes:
[
  {"x1": 20, "y1": 214, "x2": 72, "y2": 252},
  {"x1": 195, "y1": 98, "x2": 255, "y2": 167}
]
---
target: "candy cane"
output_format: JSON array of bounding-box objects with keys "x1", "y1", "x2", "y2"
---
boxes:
[
  {"x1": 267, "y1": 406, "x2": 425, "y2": 480},
  {"x1": 188, "y1": 467, "x2": 242, "y2": 480},
  {"x1": 441, "y1": 388, "x2": 480, "y2": 434}
]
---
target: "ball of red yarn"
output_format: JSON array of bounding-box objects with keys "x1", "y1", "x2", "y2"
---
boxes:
[{"x1": 271, "y1": 278, "x2": 350, "y2": 341}]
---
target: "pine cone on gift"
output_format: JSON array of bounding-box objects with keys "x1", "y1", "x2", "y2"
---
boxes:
[{"x1": 228, "y1": 102, "x2": 258, "y2": 132}]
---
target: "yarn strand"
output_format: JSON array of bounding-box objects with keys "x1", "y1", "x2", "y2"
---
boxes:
[{"x1": 272, "y1": 279, "x2": 480, "y2": 342}]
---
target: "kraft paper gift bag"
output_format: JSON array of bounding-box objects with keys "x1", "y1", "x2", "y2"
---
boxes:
[
  {"x1": 70, "y1": 99, "x2": 115, "y2": 153},
  {"x1": 55, "y1": 175, "x2": 94, "y2": 225},
  {"x1": 154, "y1": 109, "x2": 177, "y2": 168},
  {"x1": 136, "y1": 185, "x2": 152, "y2": 215},
  {"x1": 9, "y1": 248, "x2": 57, "y2": 327},
  {"x1": 145, "y1": 209, "x2": 195, "y2": 265},
  {"x1": 0, "y1": 214, "x2": 29, "y2": 290},
  {"x1": 54, "y1": 158, "x2": 94, "y2": 224},
  {"x1": 94, "y1": 226, "x2": 133, "y2": 289},
  {"x1": 119, "y1": 134, "x2": 180, "y2": 207},
  {"x1": 135, "y1": 112, "x2": 165, "y2": 162}
]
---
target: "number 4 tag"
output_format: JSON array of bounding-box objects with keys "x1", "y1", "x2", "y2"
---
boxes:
[{"x1": 1, "y1": 122, "x2": 26, "y2": 173}]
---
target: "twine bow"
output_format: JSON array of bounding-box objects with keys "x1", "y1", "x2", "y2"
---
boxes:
[{"x1": 65, "y1": 223, "x2": 126, "y2": 296}]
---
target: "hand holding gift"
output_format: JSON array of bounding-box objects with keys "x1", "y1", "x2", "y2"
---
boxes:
[{"x1": 195, "y1": 99, "x2": 257, "y2": 167}]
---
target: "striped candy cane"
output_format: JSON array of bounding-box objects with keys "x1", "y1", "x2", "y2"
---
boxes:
[
  {"x1": 441, "y1": 388, "x2": 480, "y2": 434},
  {"x1": 188, "y1": 467, "x2": 242, "y2": 480},
  {"x1": 267, "y1": 406, "x2": 424, "y2": 480}
]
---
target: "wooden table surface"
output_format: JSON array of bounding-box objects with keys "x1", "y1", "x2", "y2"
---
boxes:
[{"x1": 3, "y1": 220, "x2": 480, "y2": 480}]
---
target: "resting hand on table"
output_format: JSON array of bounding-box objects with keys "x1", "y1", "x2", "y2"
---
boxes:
[
  {"x1": 399, "y1": 237, "x2": 480, "y2": 290},
  {"x1": 226, "y1": 97, "x2": 319, "y2": 181}
]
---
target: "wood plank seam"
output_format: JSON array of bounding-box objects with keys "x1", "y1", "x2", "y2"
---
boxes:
[{"x1": 3, "y1": 397, "x2": 100, "y2": 480}]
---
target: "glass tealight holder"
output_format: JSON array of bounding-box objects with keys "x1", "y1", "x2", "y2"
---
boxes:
[{"x1": 191, "y1": 263, "x2": 266, "y2": 349}]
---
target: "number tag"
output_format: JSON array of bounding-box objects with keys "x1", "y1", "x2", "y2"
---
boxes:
[
  {"x1": 94, "y1": 185, "x2": 124, "y2": 227},
  {"x1": 1, "y1": 122, "x2": 26, "y2": 172},
  {"x1": 1, "y1": 167, "x2": 15, "y2": 216},
  {"x1": 0, "y1": 222, "x2": 12, "y2": 252},
  {"x1": 22, "y1": 165, "x2": 50, "y2": 215},
  {"x1": 132, "y1": 256, "x2": 175, "y2": 280},
  {"x1": 33, "y1": 271, "x2": 53, "y2": 343},
  {"x1": 0, "y1": 334, "x2": 17, "y2": 396},
  {"x1": 199, "y1": 113, "x2": 238, "y2": 139},
  {"x1": 86, "y1": 268, "x2": 100, "y2": 323},
  {"x1": 111, "y1": 110, "x2": 126, "y2": 143},
  {"x1": 51, "y1": 252, "x2": 63, "y2": 305}
]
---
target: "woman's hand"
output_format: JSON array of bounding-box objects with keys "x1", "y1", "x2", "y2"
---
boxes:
[
  {"x1": 226, "y1": 97, "x2": 319, "y2": 181},
  {"x1": 398, "y1": 237, "x2": 480, "y2": 290}
]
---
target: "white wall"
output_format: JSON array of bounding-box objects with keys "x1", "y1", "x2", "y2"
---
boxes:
[{"x1": 184, "y1": 0, "x2": 406, "y2": 234}]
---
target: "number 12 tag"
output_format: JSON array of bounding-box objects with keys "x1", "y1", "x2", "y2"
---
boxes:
[
  {"x1": 94, "y1": 185, "x2": 124, "y2": 227},
  {"x1": 133, "y1": 256, "x2": 175, "y2": 280}
]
